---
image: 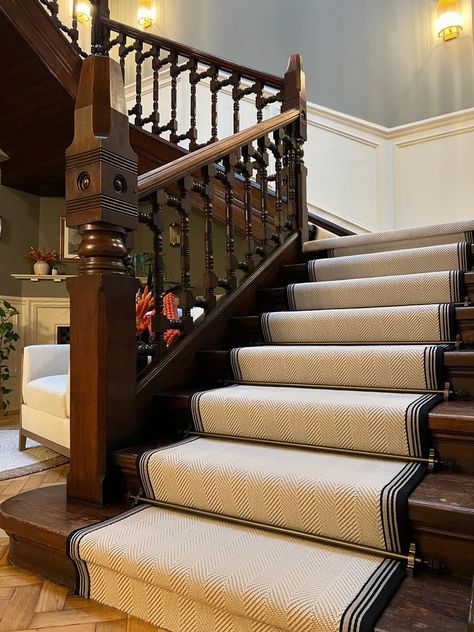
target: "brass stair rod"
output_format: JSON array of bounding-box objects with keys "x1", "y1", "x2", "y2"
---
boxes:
[
  {"x1": 222, "y1": 380, "x2": 452, "y2": 397},
  {"x1": 130, "y1": 495, "x2": 421, "y2": 569},
  {"x1": 185, "y1": 431, "x2": 438, "y2": 469},
  {"x1": 260, "y1": 340, "x2": 461, "y2": 347}
]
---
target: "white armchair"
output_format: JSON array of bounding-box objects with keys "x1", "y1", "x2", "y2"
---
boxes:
[{"x1": 20, "y1": 344, "x2": 70, "y2": 457}]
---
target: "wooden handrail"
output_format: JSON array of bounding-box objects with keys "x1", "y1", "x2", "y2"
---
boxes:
[
  {"x1": 138, "y1": 109, "x2": 300, "y2": 198},
  {"x1": 308, "y1": 211, "x2": 356, "y2": 237},
  {"x1": 102, "y1": 17, "x2": 285, "y2": 89}
]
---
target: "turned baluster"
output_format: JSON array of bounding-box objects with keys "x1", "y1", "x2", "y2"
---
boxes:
[
  {"x1": 189, "y1": 60, "x2": 199, "y2": 150},
  {"x1": 70, "y1": 2, "x2": 79, "y2": 49},
  {"x1": 150, "y1": 191, "x2": 169, "y2": 357},
  {"x1": 133, "y1": 40, "x2": 144, "y2": 126},
  {"x1": 193, "y1": 167, "x2": 218, "y2": 311},
  {"x1": 254, "y1": 136, "x2": 272, "y2": 258},
  {"x1": 238, "y1": 145, "x2": 255, "y2": 274},
  {"x1": 150, "y1": 45, "x2": 161, "y2": 134},
  {"x1": 90, "y1": 0, "x2": 110, "y2": 55},
  {"x1": 215, "y1": 154, "x2": 238, "y2": 292},
  {"x1": 118, "y1": 32, "x2": 133, "y2": 81},
  {"x1": 232, "y1": 76, "x2": 242, "y2": 134},
  {"x1": 210, "y1": 67, "x2": 219, "y2": 143},
  {"x1": 284, "y1": 131, "x2": 297, "y2": 233},
  {"x1": 169, "y1": 52, "x2": 179, "y2": 143},
  {"x1": 255, "y1": 81, "x2": 264, "y2": 123},
  {"x1": 175, "y1": 178, "x2": 194, "y2": 332},
  {"x1": 269, "y1": 128, "x2": 285, "y2": 244}
]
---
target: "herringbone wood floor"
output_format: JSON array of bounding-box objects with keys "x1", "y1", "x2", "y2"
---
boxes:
[{"x1": 0, "y1": 417, "x2": 167, "y2": 631}]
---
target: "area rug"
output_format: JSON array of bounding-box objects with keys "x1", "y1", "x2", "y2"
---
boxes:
[{"x1": 0, "y1": 429, "x2": 68, "y2": 481}]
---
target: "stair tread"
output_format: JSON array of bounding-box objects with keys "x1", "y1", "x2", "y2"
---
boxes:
[
  {"x1": 141, "y1": 435, "x2": 427, "y2": 549},
  {"x1": 374, "y1": 571, "x2": 470, "y2": 632},
  {"x1": 409, "y1": 472, "x2": 474, "y2": 517},
  {"x1": 1, "y1": 486, "x2": 469, "y2": 632}
]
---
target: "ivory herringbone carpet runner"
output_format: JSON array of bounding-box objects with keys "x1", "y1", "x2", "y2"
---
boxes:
[{"x1": 68, "y1": 221, "x2": 472, "y2": 632}]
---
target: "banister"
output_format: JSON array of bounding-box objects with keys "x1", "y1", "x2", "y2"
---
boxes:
[
  {"x1": 308, "y1": 211, "x2": 356, "y2": 237},
  {"x1": 138, "y1": 108, "x2": 300, "y2": 198},
  {"x1": 101, "y1": 17, "x2": 285, "y2": 89}
]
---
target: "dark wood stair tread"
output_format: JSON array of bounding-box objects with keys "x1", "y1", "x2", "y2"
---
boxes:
[
  {"x1": 409, "y1": 472, "x2": 474, "y2": 531},
  {"x1": 374, "y1": 571, "x2": 471, "y2": 632}
]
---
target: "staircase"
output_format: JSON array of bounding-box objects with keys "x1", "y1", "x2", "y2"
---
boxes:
[
  {"x1": 0, "y1": 2, "x2": 473, "y2": 631},
  {"x1": 67, "y1": 224, "x2": 473, "y2": 632}
]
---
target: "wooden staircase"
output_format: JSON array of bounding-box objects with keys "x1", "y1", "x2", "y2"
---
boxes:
[{"x1": 0, "y1": 2, "x2": 473, "y2": 630}]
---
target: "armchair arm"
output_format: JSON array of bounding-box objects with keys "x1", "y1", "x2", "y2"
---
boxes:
[{"x1": 22, "y1": 345, "x2": 70, "y2": 396}]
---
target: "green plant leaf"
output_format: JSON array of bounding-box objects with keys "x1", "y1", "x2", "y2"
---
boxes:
[{"x1": 1, "y1": 387, "x2": 12, "y2": 394}]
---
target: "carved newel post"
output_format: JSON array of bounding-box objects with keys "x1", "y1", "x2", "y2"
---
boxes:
[
  {"x1": 282, "y1": 54, "x2": 308, "y2": 244},
  {"x1": 66, "y1": 55, "x2": 138, "y2": 505}
]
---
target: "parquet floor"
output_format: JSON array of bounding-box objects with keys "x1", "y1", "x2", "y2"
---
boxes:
[{"x1": 0, "y1": 417, "x2": 167, "y2": 631}]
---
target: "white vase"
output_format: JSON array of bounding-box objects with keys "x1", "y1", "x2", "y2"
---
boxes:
[{"x1": 33, "y1": 261, "x2": 50, "y2": 275}]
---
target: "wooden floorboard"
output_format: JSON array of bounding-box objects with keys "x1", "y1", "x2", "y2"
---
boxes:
[{"x1": 0, "y1": 464, "x2": 169, "y2": 631}]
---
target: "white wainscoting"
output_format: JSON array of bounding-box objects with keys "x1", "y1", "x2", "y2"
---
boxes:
[
  {"x1": 126, "y1": 73, "x2": 474, "y2": 234},
  {"x1": 0, "y1": 295, "x2": 70, "y2": 412}
]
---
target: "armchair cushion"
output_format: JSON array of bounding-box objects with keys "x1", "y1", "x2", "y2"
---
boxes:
[
  {"x1": 23, "y1": 374, "x2": 69, "y2": 419},
  {"x1": 22, "y1": 345, "x2": 70, "y2": 396}
]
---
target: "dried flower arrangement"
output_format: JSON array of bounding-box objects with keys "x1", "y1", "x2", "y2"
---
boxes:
[{"x1": 25, "y1": 247, "x2": 59, "y2": 264}]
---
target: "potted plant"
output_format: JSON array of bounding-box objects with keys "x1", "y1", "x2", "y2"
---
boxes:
[
  {"x1": 26, "y1": 246, "x2": 58, "y2": 275},
  {"x1": 0, "y1": 300, "x2": 20, "y2": 416}
]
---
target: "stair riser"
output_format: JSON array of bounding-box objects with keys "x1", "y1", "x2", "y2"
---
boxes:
[{"x1": 409, "y1": 525, "x2": 473, "y2": 579}]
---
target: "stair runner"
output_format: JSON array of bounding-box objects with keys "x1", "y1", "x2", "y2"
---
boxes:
[{"x1": 68, "y1": 224, "x2": 472, "y2": 632}]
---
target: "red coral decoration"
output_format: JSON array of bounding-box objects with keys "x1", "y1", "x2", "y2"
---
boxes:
[
  {"x1": 136, "y1": 286, "x2": 155, "y2": 336},
  {"x1": 162, "y1": 292, "x2": 181, "y2": 347},
  {"x1": 135, "y1": 287, "x2": 181, "y2": 348}
]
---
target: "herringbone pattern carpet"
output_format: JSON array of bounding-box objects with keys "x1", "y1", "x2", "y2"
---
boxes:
[{"x1": 0, "y1": 448, "x2": 167, "y2": 631}]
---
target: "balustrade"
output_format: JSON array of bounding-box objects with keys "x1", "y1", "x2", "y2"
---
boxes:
[
  {"x1": 38, "y1": 0, "x2": 87, "y2": 57},
  {"x1": 37, "y1": 0, "x2": 285, "y2": 149},
  {"x1": 136, "y1": 100, "x2": 306, "y2": 363}
]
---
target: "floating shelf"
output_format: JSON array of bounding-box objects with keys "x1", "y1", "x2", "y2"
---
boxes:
[{"x1": 11, "y1": 274, "x2": 75, "y2": 283}]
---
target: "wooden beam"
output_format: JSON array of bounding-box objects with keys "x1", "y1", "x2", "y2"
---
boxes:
[{"x1": 65, "y1": 55, "x2": 139, "y2": 506}]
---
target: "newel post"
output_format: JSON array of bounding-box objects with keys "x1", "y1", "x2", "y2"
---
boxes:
[
  {"x1": 282, "y1": 54, "x2": 308, "y2": 244},
  {"x1": 66, "y1": 55, "x2": 139, "y2": 505}
]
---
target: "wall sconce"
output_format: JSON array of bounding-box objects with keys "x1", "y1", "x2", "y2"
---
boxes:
[
  {"x1": 137, "y1": 0, "x2": 155, "y2": 29},
  {"x1": 436, "y1": 0, "x2": 463, "y2": 41},
  {"x1": 169, "y1": 222, "x2": 181, "y2": 248},
  {"x1": 76, "y1": 1, "x2": 91, "y2": 24}
]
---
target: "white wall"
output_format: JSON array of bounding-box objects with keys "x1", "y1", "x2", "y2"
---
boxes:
[{"x1": 305, "y1": 104, "x2": 474, "y2": 233}]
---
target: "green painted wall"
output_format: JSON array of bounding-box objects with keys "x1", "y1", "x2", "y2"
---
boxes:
[{"x1": 0, "y1": 183, "x2": 40, "y2": 296}]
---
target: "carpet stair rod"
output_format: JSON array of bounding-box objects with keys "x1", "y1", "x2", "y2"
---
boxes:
[
  {"x1": 127, "y1": 495, "x2": 443, "y2": 576},
  {"x1": 221, "y1": 379, "x2": 455, "y2": 400},
  {"x1": 258, "y1": 338, "x2": 462, "y2": 349},
  {"x1": 181, "y1": 431, "x2": 447, "y2": 471}
]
